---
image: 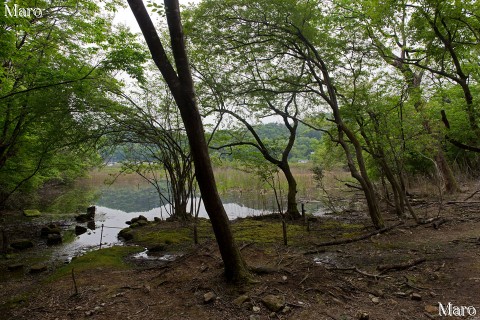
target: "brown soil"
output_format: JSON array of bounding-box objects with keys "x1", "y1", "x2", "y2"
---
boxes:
[{"x1": 2, "y1": 197, "x2": 480, "y2": 320}]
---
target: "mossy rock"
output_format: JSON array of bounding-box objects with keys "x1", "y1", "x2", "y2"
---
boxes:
[
  {"x1": 118, "y1": 228, "x2": 133, "y2": 241},
  {"x1": 137, "y1": 220, "x2": 149, "y2": 227},
  {"x1": 10, "y1": 239, "x2": 34, "y2": 250},
  {"x1": 23, "y1": 209, "x2": 41, "y2": 217},
  {"x1": 30, "y1": 264, "x2": 47, "y2": 274},
  {"x1": 41, "y1": 226, "x2": 61, "y2": 237}
]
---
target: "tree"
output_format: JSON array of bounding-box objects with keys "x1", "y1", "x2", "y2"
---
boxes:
[
  {"x1": 127, "y1": 0, "x2": 249, "y2": 282},
  {"x1": 185, "y1": 0, "x2": 385, "y2": 229},
  {"x1": 0, "y1": 0, "x2": 145, "y2": 207},
  {"x1": 207, "y1": 93, "x2": 302, "y2": 219},
  {"x1": 337, "y1": 0, "x2": 461, "y2": 193},
  {"x1": 105, "y1": 82, "x2": 196, "y2": 221}
]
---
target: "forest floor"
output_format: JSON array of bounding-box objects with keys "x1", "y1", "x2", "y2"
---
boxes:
[{"x1": 1, "y1": 186, "x2": 480, "y2": 319}]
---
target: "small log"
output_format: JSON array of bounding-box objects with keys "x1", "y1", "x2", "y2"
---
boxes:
[{"x1": 377, "y1": 257, "x2": 426, "y2": 274}]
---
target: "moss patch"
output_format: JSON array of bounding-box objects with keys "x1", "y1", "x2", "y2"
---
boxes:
[
  {"x1": 50, "y1": 246, "x2": 142, "y2": 280},
  {"x1": 231, "y1": 219, "x2": 306, "y2": 245},
  {"x1": 23, "y1": 209, "x2": 41, "y2": 217}
]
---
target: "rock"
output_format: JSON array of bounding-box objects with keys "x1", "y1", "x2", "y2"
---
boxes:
[
  {"x1": 154, "y1": 217, "x2": 161, "y2": 222},
  {"x1": 137, "y1": 220, "x2": 149, "y2": 227},
  {"x1": 233, "y1": 295, "x2": 250, "y2": 307},
  {"x1": 86, "y1": 206, "x2": 96, "y2": 218},
  {"x1": 41, "y1": 226, "x2": 61, "y2": 237},
  {"x1": 138, "y1": 215, "x2": 147, "y2": 221},
  {"x1": 143, "y1": 285, "x2": 151, "y2": 293},
  {"x1": 23, "y1": 209, "x2": 41, "y2": 217},
  {"x1": 10, "y1": 239, "x2": 34, "y2": 250},
  {"x1": 148, "y1": 245, "x2": 166, "y2": 252},
  {"x1": 410, "y1": 293, "x2": 422, "y2": 301},
  {"x1": 125, "y1": 221, "x2": 132, "y2": 225},
  {"x1": 7, "y1": 264, "x2": 24, "y2": 271},
  {"x1": 75, "y1": 226, "x2": 88, "y2": 236},
  {"x1": 243, "y1": 302, "x2": 254, "y2": 310},
  {"x1": 131, "y1": 217, "x2": 140, "y2": 224},
  {"x1": 261, "y1": 294, "x2": 285, "y2": 312},
  {"x1": 371, "y1": 296, "x2": 380, "y2": 304},
  {"x1": 252, "y1": 306, "x2": 261, "y2": 313},
  {"x1": 118, "y1": 229, "x2": 133, "y2": 241},
  {"x1": 282, "y1": 306, "x2": 291, "y2": 314},
  {"x1": 394, "y1": 292, "x2": 407, "y2": 298},
  {"x1": 357, "y1": 312, "x2": 369, "y2": 320},
  {"x1": 87, "y1": 221, "x2": 96, "y2": 230},
  {"x1": 30, "y1": 264, "x2": 47, "y2": 273},
  {"x1": 249, "y1": 315, "x2": 261, "y2": 320},
  {"x1": 204, "y1": 291, "x2": 216, "y2": 304},
  {"x1": 425, "y1": 305, "x2": 438, "y2": 314},
  {"x1": 47, "y1": 233, "x2": 62, "y2": 245}
]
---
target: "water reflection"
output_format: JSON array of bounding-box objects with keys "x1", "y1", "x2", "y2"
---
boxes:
[{"x1": 94, "y1": 183, "x2": 328, "y2": 218}]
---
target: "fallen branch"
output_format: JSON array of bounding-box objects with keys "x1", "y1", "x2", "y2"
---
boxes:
[
  {"x1": 446, "y1": 201, "x2": 480, "y2": 205},
  {"x1": 313, "y1": 222, "x2": 403, "y2": 248},
  {"x1": 464, "y1": 190, "x2": 480, "y2": 201},
  {"x1": 325, "y1": 265, "x2": 387, "y2": 279},
  {"x1": 418, "y1": 217, "x2": 441, "y2": 225},
  {"x1": 299, "y1": 274, "x2": 309, "y2": 285},
  {"x1": 303, "y1": 248, "x2": 326, "y2": 255},
  {"x1": 377, "y1": 258, "x2": 426, "y2": 274}
]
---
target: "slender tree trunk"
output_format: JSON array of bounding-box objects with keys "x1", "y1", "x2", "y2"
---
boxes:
[
  {"x1": 337, "y1": 126, "x2": 384, "y2": 229},
  {"x1": 127, "y1": 0, "x2": 249, "y2": 283}
]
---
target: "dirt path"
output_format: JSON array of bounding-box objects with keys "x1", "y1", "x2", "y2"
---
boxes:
[{"x1": 2, "y1": 201, "x2": 480, "y2": 320}]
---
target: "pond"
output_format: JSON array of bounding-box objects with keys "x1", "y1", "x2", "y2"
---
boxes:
[
  {"x1": 60, "y1": 182, "x2": 328, "y2": 254},
  {"x1": 2, "y1": 171, "x2": 329, "y2": 273}
]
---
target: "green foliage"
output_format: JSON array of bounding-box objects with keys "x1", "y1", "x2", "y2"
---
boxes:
[{"x1": 0, "y1": 0, "x2": 147, "y2": 208}]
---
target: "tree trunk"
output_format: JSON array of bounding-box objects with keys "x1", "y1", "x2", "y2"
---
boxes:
[
  {"x1": 338, "y1": 122, "x2": 384, "y2": 229},
  {"x1": 127, "y1": 0, "x2": 249, "y2": 283},
  {"x1": 435, "y1": 150, "x2": 460, "y2": 193},
  {"x1": 279, "y1": 163, "x2": 300, "y2": 219}
]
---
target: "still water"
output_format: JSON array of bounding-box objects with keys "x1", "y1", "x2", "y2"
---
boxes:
[{"x1": 54, "y1": 181, "x2": 327, "y2": 259}]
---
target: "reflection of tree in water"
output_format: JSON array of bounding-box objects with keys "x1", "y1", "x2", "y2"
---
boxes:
[
  {"x1": 43, "y1": 185, "x2": 100, "y2": 214},
  {"x1": 96, "y1": 185, "x2": 164, "y2": 213}
]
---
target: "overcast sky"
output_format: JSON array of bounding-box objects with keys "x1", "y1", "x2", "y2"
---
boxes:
[{"x1": 113, "y1": 1, "x2": 200, "y2": 34}]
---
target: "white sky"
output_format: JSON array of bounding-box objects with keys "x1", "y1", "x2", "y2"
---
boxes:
[{"x1": 113, "y1": 0, "x2": 200, "y2": 34}]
